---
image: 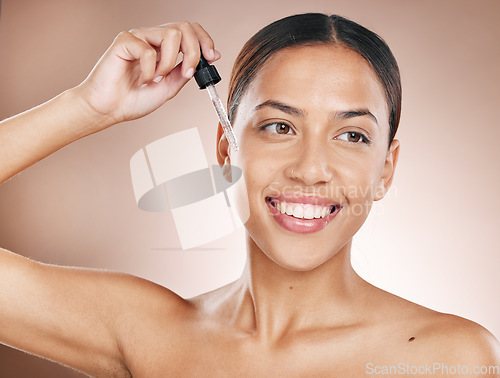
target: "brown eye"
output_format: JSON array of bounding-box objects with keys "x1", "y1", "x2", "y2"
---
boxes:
[
  {"x1": 276, "y1": 123, "x2": 291, "y2": 134},
  {"x1": 347, "y1": 132, "x2": 361, "y2": 142},
  {"x1": 260, "y1": 122, "x2": 294, "y2": 135},
  {"x1": 336, "y1": 131, "x2": 370, "y2": 144}
]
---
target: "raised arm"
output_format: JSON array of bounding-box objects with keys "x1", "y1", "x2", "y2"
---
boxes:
[
  {"x1": 0, "y1": 21, "x2": 220, "y2": 184},
  {"x1": 0, "y1": 21, "x2": 219, "y2": 375}
]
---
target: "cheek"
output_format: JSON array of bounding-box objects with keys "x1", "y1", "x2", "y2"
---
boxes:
[
  {"x1": 233, "y1": 132, "x2": 281, "y2": 185},
  {"x1": 333, "y1": 154, "x2": 385, "y2": 204},
  {"x1": 230, "y1": 149, "x2": 271, "y2": 222}
]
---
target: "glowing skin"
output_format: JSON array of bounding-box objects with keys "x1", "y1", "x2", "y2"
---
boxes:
[
  {"x1": 225, "y1": 44, "x2": 398, "y2": 271},
  {"x1": 204, "y1": 46, "x2": 499, "y2": 373},
  {"x1": 2, "y1": 23, "x2": 499, "y2": 376}
]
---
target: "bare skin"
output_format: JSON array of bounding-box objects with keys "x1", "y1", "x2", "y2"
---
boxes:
[{"x1": 0, "y1": 22, "x2": 499, "y2": 377}]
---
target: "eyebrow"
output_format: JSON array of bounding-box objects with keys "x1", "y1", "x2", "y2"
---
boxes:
[
  {"x1": 333, "y1": 109, "x2": 379, "y2": 126},
  {"x1": 253, "y1": 100, "x2": 305, "y2": 117},
  {"x1": 253, "y1": 100, "x2": 378, "y2": 126}
]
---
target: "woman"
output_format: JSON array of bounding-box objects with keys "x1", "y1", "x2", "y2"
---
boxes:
[{"x1": 0, "y1": 13, "x2": 499, "y2": 377}]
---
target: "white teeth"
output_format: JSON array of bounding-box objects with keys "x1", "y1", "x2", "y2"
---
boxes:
[
  {"x1": 314, "y1": 206, "x2": 322, "y2": 218},
  {"x1": 271, "y1": 200, "x2": 334, "y2": 219},
  {"x1": 292, "y1": 205, "x2": 303, "y2": 218},
  {"x1": 303, "y1": 206, "x2": 315, "y2": 219},
  {"x1": 322, "y1": 207, "x2": 328, "y2": 218}
]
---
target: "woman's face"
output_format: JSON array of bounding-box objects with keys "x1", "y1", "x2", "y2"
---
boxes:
[{"x1": 225, "y1": 44, "x2": 399, "y2": 271}]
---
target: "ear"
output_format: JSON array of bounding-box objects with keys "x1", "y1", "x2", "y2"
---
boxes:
[
  {"x1": 216, "y1": 122, "x2": 232, "y2": 182},
  {"x1": 374, "y1": 139, "x2": 400, "y2": 201},
  {"x1": 216, "y1": 122, "x2": 229, "y2": 165}
]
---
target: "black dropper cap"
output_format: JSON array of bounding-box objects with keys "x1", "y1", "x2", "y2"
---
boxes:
[{"x1": 194, "y1": 53, "x2": 221, "y2": 89}]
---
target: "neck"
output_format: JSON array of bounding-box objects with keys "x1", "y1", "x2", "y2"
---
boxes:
[{"x1": 232, "y1": 234, "x2": 368, "y2": 343}]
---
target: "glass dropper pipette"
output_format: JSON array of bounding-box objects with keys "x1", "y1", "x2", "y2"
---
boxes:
[{"x1": 194, "y1": 53, "x2": 239, "y2": 152}]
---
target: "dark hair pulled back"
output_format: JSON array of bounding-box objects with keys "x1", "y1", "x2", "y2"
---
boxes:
[{"x1": 227, "y1": 13, "x2": 401, "y2": 143}]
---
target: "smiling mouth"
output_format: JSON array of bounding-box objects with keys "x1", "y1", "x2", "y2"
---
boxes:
[
  {"x1": 265, "y1": 196, "x2": 341, "y2": 234},
  {"x1": 265, "y1": 197, "x2": 340, "y2": 219}
]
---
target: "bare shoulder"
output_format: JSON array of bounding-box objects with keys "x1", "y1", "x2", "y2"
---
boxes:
[
  {"x1": 367, "y1": 285, "x2": 500, "y2": 370},
  {"x1": 106, "y1": 271, "x2": 195, "y2": 333},
  {"x1": 420, "y1": 312, "x2": 500, "y2": 364},
  {"x1": 0, "y1": 247, "x2": 194, "y2": 377},
  {"x1": 110, "y1": 270, "x2": 188, "y2": 311}
]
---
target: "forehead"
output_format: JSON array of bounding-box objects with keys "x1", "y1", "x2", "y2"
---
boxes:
[{"x1": 237, "y1": 44, "x2": 388, "y2": 125}]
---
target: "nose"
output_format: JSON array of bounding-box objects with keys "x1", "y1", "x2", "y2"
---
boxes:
[{"x1": 290, "y1": 138, "x2": 333, "y2": 186}]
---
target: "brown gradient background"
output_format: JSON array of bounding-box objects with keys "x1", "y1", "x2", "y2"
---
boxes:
[{"x1": 0, "y1": 0, "x2": 499, "y2": 376}]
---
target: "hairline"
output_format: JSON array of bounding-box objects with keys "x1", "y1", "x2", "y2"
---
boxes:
[{"x1": 229, "y1": 42, "x2": 390, "y2": 130}]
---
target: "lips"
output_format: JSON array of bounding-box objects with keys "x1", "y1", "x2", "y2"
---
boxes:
[{"x1": 265, "y1": 195, "x2": 342, "y2": 234}]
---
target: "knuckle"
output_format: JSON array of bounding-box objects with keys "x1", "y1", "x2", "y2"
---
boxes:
[
  {"x1": 164, "y1": 27, "x2": 182, "y2": 39},
  {"x1": 192, "y1": 22, "x2": 208, "y2": 36},
  {"x1": 128, "y1": 27, "x2": 149, "y2": 38},
  {"x1": 128, "y1": 27, "x2": 143, "y2": 35},
  {"x1": 183, "y1": 47, "x2": 195, "y2": 55},
  {"x1": 116, "y1": 30, "x2": 132, "y2": 40},
  {"x1": 183, "y1": 49, "x2": 198, "y2": 59},
  {"x1": 144, "y1": 48, "x2": 156, "y2": 57},
  {"x1": 178, "y1": 20, "x2": 192, "y2": 29}
]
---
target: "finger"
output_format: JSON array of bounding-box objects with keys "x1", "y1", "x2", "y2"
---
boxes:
[
  {"x1": 177, "y1": 21, "x2": 202, "y2": 79},
  {"x1": 162, "y1": 61, "x2": 191, "y2": 98},
  {"x1": 156, "y1": 29, "x2": 183, "y2": 79},
  {"x1": 212, "y1": 49, "x2": 222, "y2": 62},
  {"x1": 130, "y1": 27, "x2": 182, "y2": 80},
  {"x1": 191, "y1": 23, "x2": 219, "y2": 63},
  {"x1": 115, "y1": 31, "x2": 157, "y2": 85}
]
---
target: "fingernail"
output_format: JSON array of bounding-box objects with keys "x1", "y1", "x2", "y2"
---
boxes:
[
  {"x1": 209, "y1": 49, "x2": 215, "y2": 59},
  {"x1": 140, "y1": 83, "x2": 148, "y2": 88},
  {"x1": 153, "y1": 76, "x2": 163, "y2": 83},
  {"x1": 185, "y1": 68, "x2": 194, "y2": 78}
]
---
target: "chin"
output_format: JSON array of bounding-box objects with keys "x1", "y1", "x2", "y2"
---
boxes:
[
  {"x1": 243, "y1": 193, "x2": 361, "y2": 273},
  {"x1": 251, "y1": 233, "x2": 343, "y2": 272},
  {"x1": 271, "y1": 256, "x2": 331, "y2": 272}
]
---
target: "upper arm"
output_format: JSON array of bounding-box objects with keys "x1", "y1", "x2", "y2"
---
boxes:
[
  {"x1": 0, "y1": 247, "x2": 185, "y2": 377},
  {"x1": 459, "y1": 322, "x2": 500, "y2": 377},
  {"x1": 428, "y1": 314, "x2": 500, "y2": 377}
]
